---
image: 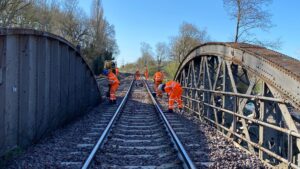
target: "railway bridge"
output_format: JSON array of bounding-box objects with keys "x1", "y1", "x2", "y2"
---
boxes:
[{"x1": 1, "y1": 29, "x2": 300, "y2": 168}]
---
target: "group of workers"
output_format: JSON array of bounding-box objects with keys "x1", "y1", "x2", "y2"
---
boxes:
[
  {"x1": 153, "y1": 70, "x2": 183, "y2": 113},
  {"x1": 135, "y1": 67, "x2": 149, "y2": 80},
  {"x1": 102, "y1": 66, "x2": 183, "y2": 113}
]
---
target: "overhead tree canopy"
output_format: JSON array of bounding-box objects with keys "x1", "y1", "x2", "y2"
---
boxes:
[{"x1": 0, "y1": 0, "x2": 119, "y2": 75}]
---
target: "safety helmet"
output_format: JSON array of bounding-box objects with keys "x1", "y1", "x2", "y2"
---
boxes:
[
  {"x1": 158, "y1": 84, "x2": 165, "y2": 92},
  {"x1": 102, "y1": 69, "x2": 109, "y2": 76}
]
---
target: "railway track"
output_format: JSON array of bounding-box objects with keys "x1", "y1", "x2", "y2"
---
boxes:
[
  {"x1": 5, "y1": 76, "x2": 265, "y2": 169},
  {"x1": 4, "y1": 77, "x2": 133, "y2": 169},
  {"x1": 82, "y1": 80, "x2": 196, "y2": 169}
]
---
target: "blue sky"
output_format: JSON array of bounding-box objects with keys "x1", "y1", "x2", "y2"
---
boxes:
[{"x1": 79, "y1": 0, "x2": 300, "y2": 65}]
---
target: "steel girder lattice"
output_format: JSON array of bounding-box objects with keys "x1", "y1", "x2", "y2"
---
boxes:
[{"x1": 174, "y1": 42, "x2": 300, "y2": 168}]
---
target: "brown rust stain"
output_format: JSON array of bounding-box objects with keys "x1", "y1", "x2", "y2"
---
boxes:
[
  {"x1": 227, "y1": 42, "x2": 300, "y2": 82},
  {"x1": 231, "y1": 57, "x2": 243, "y2": 65}
]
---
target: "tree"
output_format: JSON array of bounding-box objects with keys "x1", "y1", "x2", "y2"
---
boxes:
[
  {"x1": 58, "y1": 0, "x2": 89, "y2": 45},
  {"x1": 81, "y1": 0, "x2": 118, "y2": 74},
  {"x1": 0, "y1": 0, "x2": 31, "y2": 27},
  {"x1": 155, "y1": 42, "x2": 169, "y2": 69},
  {"x1": 139, "y1": 42, "x2": 154, "y2": 66},
  {"x1": 170, "y1": 22, "x2": 209, "y2": 63},
  {"x1": 0, "y1": 0, "x2": 118, "y2": 75},
  {"x1": 223, "y1": 0, "x2": 273, "y2": 43}
]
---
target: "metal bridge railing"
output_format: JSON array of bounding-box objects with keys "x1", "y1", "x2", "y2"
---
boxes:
[{"x1": 182, "y1": 87, "x2": 299, "y2": 169}]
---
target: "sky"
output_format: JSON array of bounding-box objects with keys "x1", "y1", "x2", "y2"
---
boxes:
[{"x1": 78, "y1": 0, "x2": 300, "y2": 65}]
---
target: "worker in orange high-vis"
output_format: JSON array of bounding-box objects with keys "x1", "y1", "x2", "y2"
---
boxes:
[
  {"x1": 144, "y1": 67, "x2": 149, "y2": 80},
  {"x1": 153, "y1": 70, "x2": 164, "y2": 97},
  {"x1": 103, "y1": 69, "x2": 120, "y2": 104},
  {"x1": 135, "y1": 69, "x2": 140, "y2": 80},
  {"x1": 158, "y1": 81, "x2": 183, "y2": 113},
  {"x1": 115, "y1": 67, "x2": 119, "y2": 76}
]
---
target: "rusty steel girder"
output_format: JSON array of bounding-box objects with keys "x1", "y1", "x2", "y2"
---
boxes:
[
  {"x1": 174, "y1": 42, "x2": 300, "y2": 168},
  {"x1": 175, "y1": 42, "x2": 300, "y2": 110}
]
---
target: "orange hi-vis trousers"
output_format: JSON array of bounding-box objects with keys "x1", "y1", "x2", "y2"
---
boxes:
[
  {"x1": 164, "y1": 81, "x2": 183, "y2": 110},
  {"x1": 108, "y1": 71, "x2": 120, "y2": 101},
  {"x1": 168, "y1": 88, "x2": 183, "y2": 109},
  {"x1": 110, "y1": 84, "x2": 119, "y2": 101}
]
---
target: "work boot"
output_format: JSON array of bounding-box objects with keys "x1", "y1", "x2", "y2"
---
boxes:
[{"x1": 152, "y1": 93, "x2": 157, "y2": 98}]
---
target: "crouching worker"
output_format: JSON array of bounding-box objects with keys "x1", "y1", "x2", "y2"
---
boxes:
[
  {"x1": 158, "y1": 81, "x2": 183, "y2": 113},
  {"x1": 103, "y1": 69, "x2": 120, "y2": 104},
  {"x1": 153, "y1": 70, "x2": 164, "y2": 97}
]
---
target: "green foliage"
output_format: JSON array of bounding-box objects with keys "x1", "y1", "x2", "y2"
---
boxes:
[
  {"x1": 120, "y1": 63, "x2": 136, "y2": 73},
  {"x1": 92, "y1": 51, "x2": 114, "y2": 75},
  {"x1": 164, "y1": 61, "x2": 180, "y2": 80},
  {"x1": 121, "y1": 22, "x2": 209, "y2": 81},
  {"x1": 0, "y1": 0, "x2": 119, "y2": 75}
]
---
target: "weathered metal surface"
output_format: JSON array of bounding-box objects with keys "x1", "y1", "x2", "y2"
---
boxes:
[
  {"x1": 175, "y1": 42, "x2": 300, "y2": 168},
  {"x1": 175, "y1": 42, "x2": 300, "y2": 110},
  {"x1": 0, "y1": 28, "x2": 100, "y2": 157}
]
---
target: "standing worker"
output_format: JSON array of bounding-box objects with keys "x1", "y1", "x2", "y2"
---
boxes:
[
  {"x1": 103, "y1": 69, "x2": 119, "y2": 104},
  {"x1": 144, "y1": 67, "x2": 149, "y2": 80},
  {"x1": 153, "y1": 70, "x2": 164, "y2": 97},
  {"x1": 115, "y1": 67, "x2": 119, "y2": 76},
  {"x1": 158, "y1": 81, "x2": 183, "y2": 113},
  {"x1": 135, "y1": 69, "x2": 140, "y2": 80}
]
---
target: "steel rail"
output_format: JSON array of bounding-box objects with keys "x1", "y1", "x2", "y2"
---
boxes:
[
  {"x1": 81, "y1": 79, "x2": 134, "y2": 169},
  {"x1": 144, "y1": 80, "x2": 197, "y2": 169}
]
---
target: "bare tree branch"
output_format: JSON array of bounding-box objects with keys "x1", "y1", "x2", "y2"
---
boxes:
[{"x1": 170, "y1": 22, "x2": 210, "y2": 63}]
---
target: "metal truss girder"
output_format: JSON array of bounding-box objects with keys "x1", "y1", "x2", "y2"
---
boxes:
[
  {"x1": 175, "y1": 43, "x2": 300, "y2": 110},
  {"x1": 175, "y1": 42, "x2": 300, "y2": 168}
]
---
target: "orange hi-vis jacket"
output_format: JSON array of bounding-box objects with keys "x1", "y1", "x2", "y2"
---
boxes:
[
  {"x1": 135, "y1": 70, "x2": 140, "y2": 80},
  {"x1": 144, "y1": 68, "x2": 149, "y2": 80},
  {"x1": 115, "y1": 68, "x2": 119, "y2": 76},
  {"x1": 164, "y1": 81, "x2": 182, "y2": 96},
  {"x1": 108, "y1": 71, "x2": 120, "y2": 86},
  {"x1": 153, "y1": 71, "x2": 164, "y2": 82},
  {"x1": 108, "y1": 71, "x2": 119, "y2": 101},
  {"x1": 164, "y1": 81, "x2": 183, "y2": 109}
]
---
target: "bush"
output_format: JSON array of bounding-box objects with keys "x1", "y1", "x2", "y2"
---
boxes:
[{"x1": 164, "y1": 61, "x2": 180, "y2": 81}]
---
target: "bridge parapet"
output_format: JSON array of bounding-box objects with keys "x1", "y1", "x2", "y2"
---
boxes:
[
  {"x1": 175, "y1": 42, "x2": 300, "y2": 168},
  {"x1": 0, "y1": 28, "x2": 100, "y2": 156}
]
